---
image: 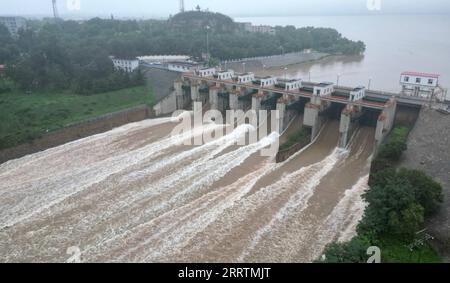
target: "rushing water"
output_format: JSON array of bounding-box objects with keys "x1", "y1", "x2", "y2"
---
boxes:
[
  {"x1": 236, "y1": 14, "x2": 450, "y2": 92},
  {"x1": 2, "y1": 14, "x2": 445, "y2": 263},
  {"x1": 0, "y1": 113, "x2": 374, "y2": 263}
]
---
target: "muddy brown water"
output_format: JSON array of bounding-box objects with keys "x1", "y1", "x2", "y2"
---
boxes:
[{"x1": 0, "y1": 114, "x2": 375, "y2": 263}]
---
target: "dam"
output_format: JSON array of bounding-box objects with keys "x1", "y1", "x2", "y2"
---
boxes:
[
  {"x1": 176, "y1": 69, "x2": 402, "y2": 148},
  {"x1": 0, "y1": 69, "x2": 429, "y2": 263}
]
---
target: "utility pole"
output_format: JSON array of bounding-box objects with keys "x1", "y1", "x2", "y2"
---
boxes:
[
  {"x1": 368, "y1": 78, "x2": 372, "y2": 90},
  {"x1": 337, "y1": 74, "x2": 341, "y2": 86}
]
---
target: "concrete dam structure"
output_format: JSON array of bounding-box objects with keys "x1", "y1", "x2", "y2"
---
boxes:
[
  {"x1": 174, "y1": 69, "x2": 404, "y2": 149},
  {"x1": 0, "y1": 68, "x2": 427, "y2": 263}
]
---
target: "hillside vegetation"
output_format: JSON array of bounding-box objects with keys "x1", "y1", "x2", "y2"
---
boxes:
[
  {"x1": 0, "y1": 11, "x2": 365, "y2": 150},
  {"x1": 319, "y1": 127, "x2": 444, "y2": 263},
  {"x1": 0, "y1": 23, "x2": 145, "y2": 95},
  {"x1": 1, "y1": 11, "x2": 364, "y2": 93}
]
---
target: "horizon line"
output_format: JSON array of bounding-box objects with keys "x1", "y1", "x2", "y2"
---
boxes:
[{"x1": 1, "y1": 11, "x2": 450, "y2": 20}]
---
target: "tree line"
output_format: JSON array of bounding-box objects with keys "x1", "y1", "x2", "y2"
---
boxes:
[
  {"x1": 0, "y1": 21, "x2": 144, "y2": 95},
  {"x1": 1, "y1": 12, "x2": 365, "y2": 94}
]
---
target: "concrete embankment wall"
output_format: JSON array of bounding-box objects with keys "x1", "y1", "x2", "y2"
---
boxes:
[
  {"x1": 143, "y1": 68, "x2": 180, "y2": 102},
  {"x1": 394, "y1": 104, "x2": 421, "y2": 127},
  {"x1": 143, "y1": 67, "x2": 182, "y2": 117},
  {"x1": 153, "y1": 91, "x2": 177, "y2": 116},
  {"x1": 0, "y1": 105, "x2": 154, "y2": 164}
]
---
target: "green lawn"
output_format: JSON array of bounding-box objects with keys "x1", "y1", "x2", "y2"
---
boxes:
[
  {"x1": 378, "y1": 236, "x2": 442, "y2": 263},
  {"x1": 0, "y1": 86, "x2": 153, "y2": 150}
]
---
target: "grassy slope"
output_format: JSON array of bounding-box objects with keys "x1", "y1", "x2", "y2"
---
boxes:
[
  {"x1": 379, "y1": 236, "x2": 442, "y2": 263},
  {"x1": 0, "y1": 85, "x2": 153, "y2": 149},
  {"x1": 279, "y1": 128, "x2": 310, "y2": 151}
]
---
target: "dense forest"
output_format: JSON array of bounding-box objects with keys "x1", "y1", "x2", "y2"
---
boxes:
[
  {"x1": 1, "y1": 11, "x2": 365, "y2": 94},
  {"x1": 0, "y1": 22, "x2": 145, "y2": 95}
]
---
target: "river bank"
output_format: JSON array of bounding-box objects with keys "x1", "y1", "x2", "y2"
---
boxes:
[
  {"x1": 400, "y1": 108, "x2": 450, "y2": 261},
  {"x1": 0, "y1": 105, "x2": 154, "y2": 164},
  {"x1": 224, "y1": 51, "x2": 330, "y2": 72}
]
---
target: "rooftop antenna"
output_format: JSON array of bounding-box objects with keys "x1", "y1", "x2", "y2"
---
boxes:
[
  {"x1": 179, "y1": 0, "x2": 185, "y2": 13},
  {"x1": 52, "y1": 0, "x2": 59, "y2": 19}
]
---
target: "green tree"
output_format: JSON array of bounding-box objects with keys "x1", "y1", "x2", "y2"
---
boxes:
[
  {"x1": 397, "y1": 169, "x2": 443, "y2": 216},
  {"x1": 369, "y1": 167, "x2": 396, "y2": 187},
  {"x1": 377, "y1": 127, "x2": 409, "y2": 161},
  {"x1": 358, "y1": 179, "x2": 417, "y2": 236},
  {"x1": 0, "y1": 24, "x2": 19, "y2": 63}
]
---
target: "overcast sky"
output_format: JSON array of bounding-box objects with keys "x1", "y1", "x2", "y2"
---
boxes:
[{"x1": 1, "y1": 0, "x2": 450, "y2": 18}]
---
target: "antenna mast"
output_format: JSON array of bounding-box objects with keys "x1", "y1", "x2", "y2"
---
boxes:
[
  {"x1": 52, "y1": 0, "x2": 59, "y2": 19},
  {"x1": 179, "y1": 0, "x2": 185, "y2": 13}
]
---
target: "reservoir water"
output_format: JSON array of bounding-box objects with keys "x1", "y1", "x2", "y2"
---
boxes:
[{"x1": 236, "y1": 14, "x2": 450, "y2": 92}]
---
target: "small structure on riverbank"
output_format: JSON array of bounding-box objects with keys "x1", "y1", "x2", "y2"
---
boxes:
[{"x1": 400, "y1": 72, "x2": 439, "y2": 99}]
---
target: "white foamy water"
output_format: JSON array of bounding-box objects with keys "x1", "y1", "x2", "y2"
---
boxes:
[
  {"x1": 311, "y1": 174, "x2": 370, "y2": 260},
  {"x1": 0, "y1": 117, "x2": 375, "y2": 263},
  {"x1": 237, "y1": 148, "x2": 348, "y2": 262},
  {"x1": 0, "y1": 122, "x2": 223, "y2": 230}
]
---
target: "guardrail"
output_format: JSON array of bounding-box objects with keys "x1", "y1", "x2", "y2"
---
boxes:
[{"x1": 182, "y1": 74, "x2": 388, "y2": 110}]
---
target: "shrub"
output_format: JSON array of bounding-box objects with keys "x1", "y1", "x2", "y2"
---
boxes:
[
  {"x1": 387, "y1": 203, "x2": 424, "y2": 237},
  {"x1": 360, "y1": 168, "x2": 443, "y2": 238},
  {"x1": 319, "y1": 236, "x2": 372, "y2": 263},
  {"x1": 320, "y1": 126, "x2": 444, "y2": 263},
  {"x1": 358, "y1": 178, "x2": 420, "y2": 237},
  {"x1": 397, "y1": 169, "x2": 444, "y2": 216}
]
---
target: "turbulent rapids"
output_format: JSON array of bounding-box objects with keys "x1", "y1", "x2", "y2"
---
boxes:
[{"x1": 0, "y1": 113, "x2": 375, "y2": 263}]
